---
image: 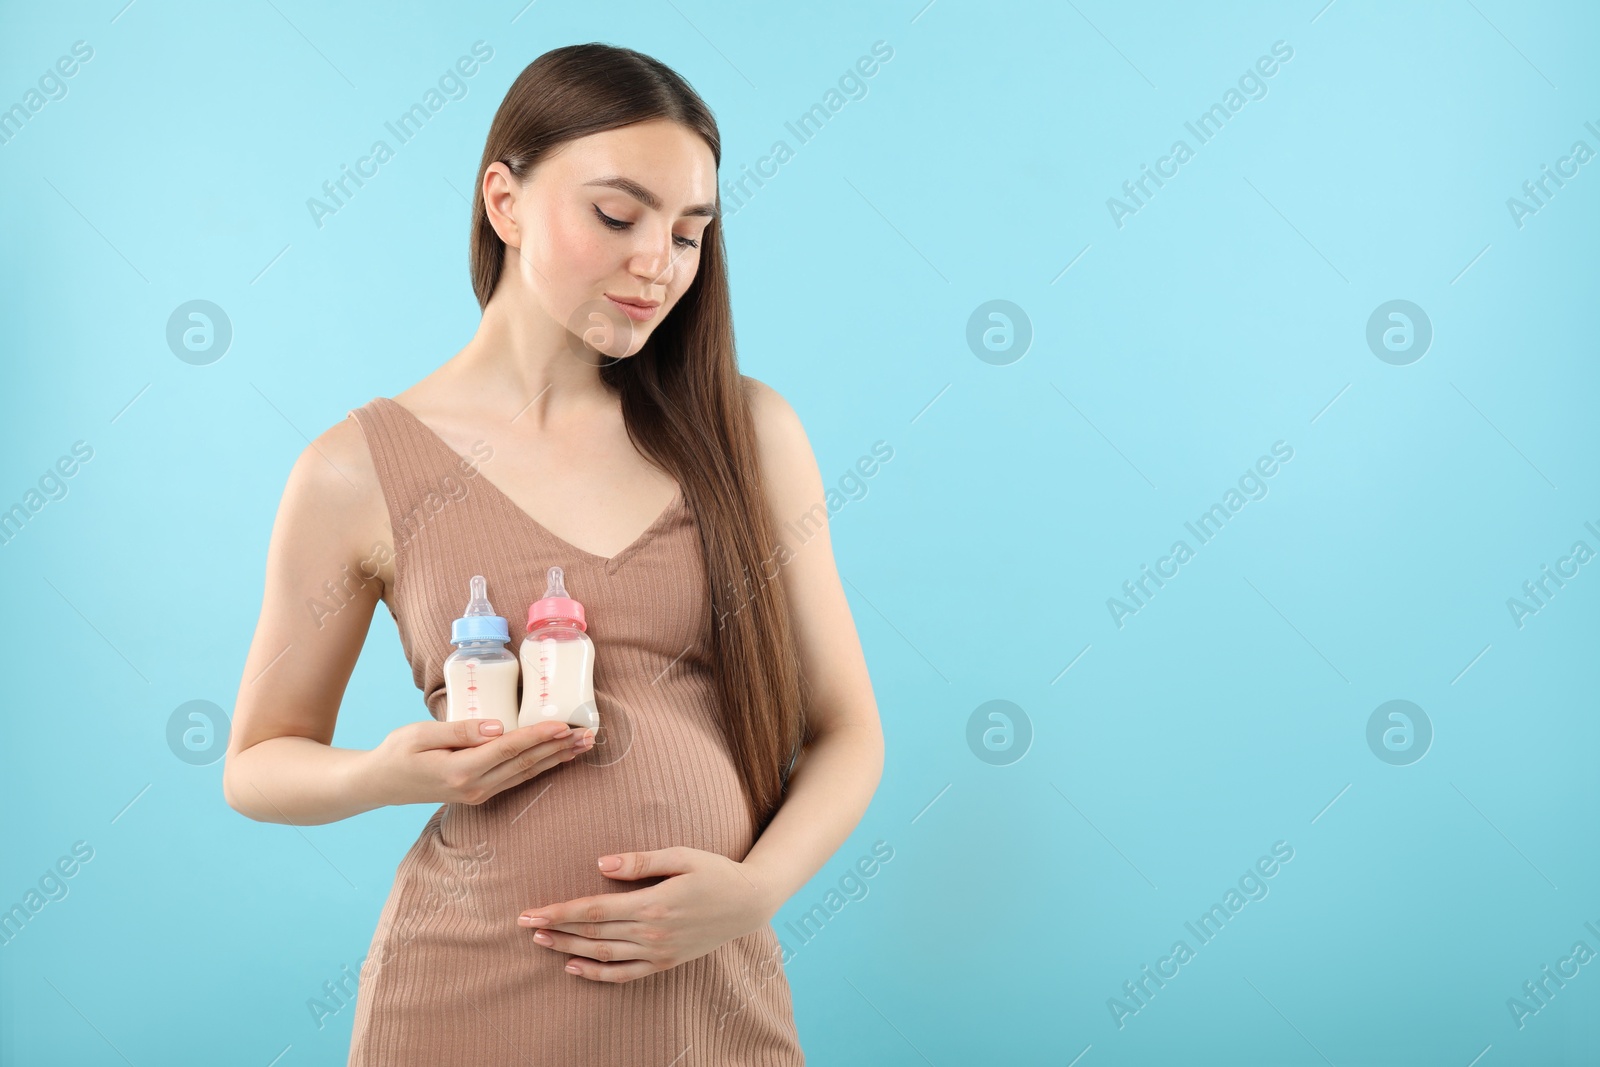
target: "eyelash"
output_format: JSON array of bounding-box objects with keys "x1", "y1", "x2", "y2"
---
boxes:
[{"x1": 592, "y1": 205, "x2": 701, "y2": 249}]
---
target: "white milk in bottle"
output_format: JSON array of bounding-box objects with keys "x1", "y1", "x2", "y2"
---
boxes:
[
  {"x1": 518, "y1": 565, "x2": 599, "y2": 730},
  {"x1": 442, "y1": 575, "x2": 520, "y2": 733}
]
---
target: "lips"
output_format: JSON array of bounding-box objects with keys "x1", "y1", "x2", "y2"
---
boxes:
[{"x1": 605, "y1": 295, "x2": 660, "y2": 322}]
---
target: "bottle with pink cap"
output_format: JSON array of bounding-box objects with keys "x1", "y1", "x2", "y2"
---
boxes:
[{"x1": 517, "y1": 565, "x2": 600, "y2": 731}]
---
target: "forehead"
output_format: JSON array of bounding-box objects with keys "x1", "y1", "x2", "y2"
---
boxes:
[{"x1": 546, "y1": 121, "x2": 718, "y2": 210}]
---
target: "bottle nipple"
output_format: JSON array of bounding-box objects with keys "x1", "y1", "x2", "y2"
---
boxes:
[
  {"x1": 527, "y1": 565, "x2": 587, "y2": 632},
  {"x1": 464, "y1": 574, "x2": 495, "y2": 617},
  {"x1": 542, "y1": 566, "x2": 568, "y2": 600},
  {"x1": 451, "y1": 575, "x2": 510, "y2": 645}
]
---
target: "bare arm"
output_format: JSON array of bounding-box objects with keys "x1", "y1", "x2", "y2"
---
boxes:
[
  {"x1": 223, "y1": 416, "x2": 394, "y2": 824},
  {"x1": 736, "y1": 378, "x2": 886, "y2": 913}
]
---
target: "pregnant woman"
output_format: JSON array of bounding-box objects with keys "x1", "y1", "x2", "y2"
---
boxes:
[{"x1": 223, "y1": 43, "x2": 883, "y2": 1066}]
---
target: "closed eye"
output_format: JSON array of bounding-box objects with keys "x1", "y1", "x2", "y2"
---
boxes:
[{"x1": 593, "y1": 205, "x2": 700, "y2": 249}]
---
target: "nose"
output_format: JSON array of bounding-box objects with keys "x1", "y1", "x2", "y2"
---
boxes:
[{"x1": 631, "y1": 225, "x2": 681, "y2": 286}]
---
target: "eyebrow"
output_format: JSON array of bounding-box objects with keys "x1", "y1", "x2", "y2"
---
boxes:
[{"x1": 583, "y1": 175, "x2": 720, "y2": 220}]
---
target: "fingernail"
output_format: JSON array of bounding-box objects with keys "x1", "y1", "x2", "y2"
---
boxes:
[
  {"x1": 518, "y1": 914, "x2": 549, "y2": 927},
  {"x1": 554, "y1": 726, "x2": 572, "y2": 738},
  {"x1": 597, "y1": 856, "x2": 621, "y2": 871},
  {"x1": 532, "y1": 931, "x2": 553, "y2": 944},
  {"x1": 481, "y1": 721, "x2": 503, "y2": 735},
  {"x1": 576, "y1": 734, "x2": 595, "y2": 749},
  {"x1": 566, "y1": 963, "x2": 582, "y2": 974}
]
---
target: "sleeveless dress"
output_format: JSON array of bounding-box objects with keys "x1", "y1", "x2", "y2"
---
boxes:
[{"x1": 345, "y1": 396, "x2": 804, "y2": 1066}]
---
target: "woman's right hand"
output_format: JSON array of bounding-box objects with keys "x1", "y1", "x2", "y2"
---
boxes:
[{"x1": 367, "y1": 718, "x2": 596, "y2": 807}]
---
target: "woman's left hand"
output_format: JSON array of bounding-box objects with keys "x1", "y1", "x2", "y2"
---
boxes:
[{"x1": 518, "y1": 846, "x2": 775, "y2": 983}]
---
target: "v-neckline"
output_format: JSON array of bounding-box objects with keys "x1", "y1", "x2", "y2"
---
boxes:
[{"x1": 378, "y1": 397, "x2": 685, "y2": 574}]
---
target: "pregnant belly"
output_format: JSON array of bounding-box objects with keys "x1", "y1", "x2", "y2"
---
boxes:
[{"x1": 427, "y1": 724, "x2": 756, "y2": 918}]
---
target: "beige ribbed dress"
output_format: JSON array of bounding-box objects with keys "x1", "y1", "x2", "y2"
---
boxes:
[{"x1": 345, "y1": 397, "x2": 804, "y2": 1066}]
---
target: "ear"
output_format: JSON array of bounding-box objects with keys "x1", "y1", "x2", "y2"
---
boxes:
[{"x1": 483, "y1": 162, "x2": 523, "y2": 248}]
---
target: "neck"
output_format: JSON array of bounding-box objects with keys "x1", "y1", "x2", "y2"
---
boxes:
[{"x1": 455, "y1": 279, "x2": 615, "y2": 429}]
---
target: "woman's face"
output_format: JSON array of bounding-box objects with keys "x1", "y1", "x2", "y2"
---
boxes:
[{"x1": 491, "y1": 119, "x2": 719, "y2": 359}]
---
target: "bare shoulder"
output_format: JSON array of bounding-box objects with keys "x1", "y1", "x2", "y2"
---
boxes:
[
  {"x1": 287, "y1": 411, "x2": 382, "y2": 515},
  {"x1": 740, "y1": 374, "x2": 825, "y2": 526},
  {"x1": 273, "y1": 409, "x2": 390, "y2": 585},
  {"x1": 741, "y1": 374, "x2": 808, "y2": 466}
]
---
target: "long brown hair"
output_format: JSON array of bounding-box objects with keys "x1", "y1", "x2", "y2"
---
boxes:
[{"x1": 468, "y1": 43, "x2": 810, "y2": 836}]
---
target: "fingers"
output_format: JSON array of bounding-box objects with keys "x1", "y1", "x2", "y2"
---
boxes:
[
  {"x1": 526, "y1": 927, "x2": 650, "y2": 964},
  {"x1": 560, "y1": 957, "x2": 659, "y2": 983},
  {"x1": 457, "y1": 720, "x2": 580, "y2": 777},
  {"x1": 481, "y1": 728, "x2": 596, "y2": 792},
  {"x1": 418, "y1": 717, "x2": 519, "y2": 751},
  {"x1": 518, "y1": 891, "x2": 631, "y2": 928},
  {"x1": 522, "y1": 920, "x2": 670, "y2": 983},
  {"x1": 600, "y1": 847, "x2": 696, "y2": 881},
  {"x1": 531, "y1": 919, "x2": 648, "y2": 941}
]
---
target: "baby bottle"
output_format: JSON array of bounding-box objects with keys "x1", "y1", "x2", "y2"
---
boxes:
[
  {"x1": 518, "y1": 566, "x2": 600, "y2": 730},
  {"x1": 443, "y1": 575, "x2": 521, "y2": 734}
]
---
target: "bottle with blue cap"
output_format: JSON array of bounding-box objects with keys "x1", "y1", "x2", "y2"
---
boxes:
[{"x1": 442, "y1": 575, "x2": 521, "y2": 733}]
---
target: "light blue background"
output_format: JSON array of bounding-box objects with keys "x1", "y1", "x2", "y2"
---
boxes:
[{"x1": 3, "y1": 1, "x2": 1598, "y2": 1063}]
